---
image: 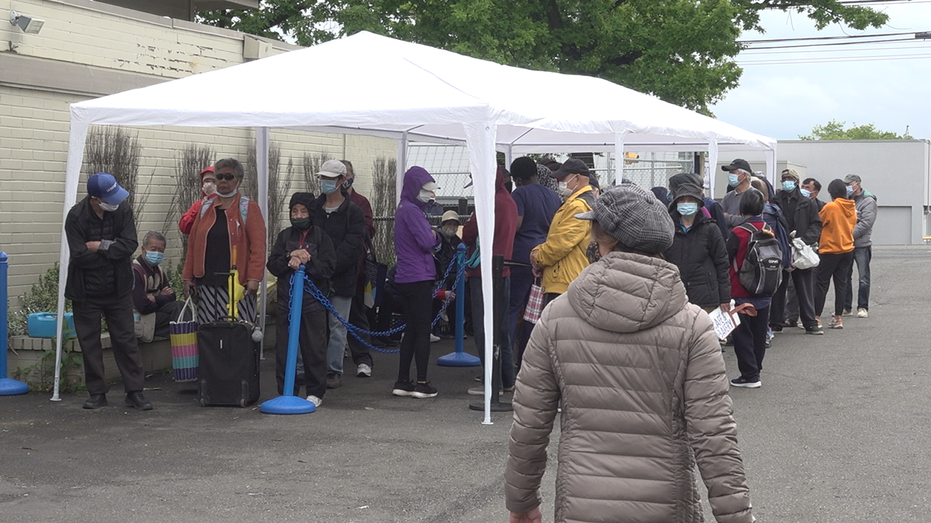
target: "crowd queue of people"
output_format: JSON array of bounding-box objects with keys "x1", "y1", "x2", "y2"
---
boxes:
[{"x1": 64, "y1": 153, "x2": 876, "y2": 522}]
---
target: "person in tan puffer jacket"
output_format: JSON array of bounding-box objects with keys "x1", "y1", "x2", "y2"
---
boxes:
[{"x1": 505, "y1": 184, "x2": 754, "y2": 523}]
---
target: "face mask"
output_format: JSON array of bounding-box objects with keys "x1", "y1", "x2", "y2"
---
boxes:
[
  {"x1": 782, "y1": 181, "x2": 796, "y2": 192},
  {"x1": 557, "y1": 174, "x2": 577, "y2": 193},
  {"x1": 99, "y1": 202, "x2": 119, "y2": 212},
  {"x1": 727, "y1": 173, "x2": 740, "y2": 187},
  {"x1": 217, "y1": 189, "x2": 238, "y2": 198},
  {"x1": 442, "y1": 226, "x2": 458, "y2": 238},
  {"x1": 321, "y1": 180, "x2": 339, "y2": 195},
  {"x1": 666, "y1": 192, "x2": 673, "y2": 202},
  {"x1": 145, "y1": 251, "x2": 164, "y2": 265},
  {"x1": 202, "y1": 181, "x2": 217, "y2": 196},
  {"x1": 290, "y1": 217, "x2": 312, "y2": 229},
  {"x1": 342, "y1": 177, "x2": 354, "y2": 190},
  {"x1": 417, "y1": 188, "x2": 435, "y2": 204},
  {"x1": 846, "y1": 185, "x2": 854, "y2": 197},
  {"x1": 677, "y1": 202, "x2": 699, "y2": 216},
  {"x1": 800, "y1": 188, "x2": 811, "y2": 198}
]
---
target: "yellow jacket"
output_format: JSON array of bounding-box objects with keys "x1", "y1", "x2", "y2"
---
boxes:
[{"x1": 532, "y1": 186, "x2": 594, "y2": 295}]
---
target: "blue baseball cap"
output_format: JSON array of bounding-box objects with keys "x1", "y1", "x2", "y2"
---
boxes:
[{"x1": 87, "y1": 173, "x2": 129, "y2": 205}]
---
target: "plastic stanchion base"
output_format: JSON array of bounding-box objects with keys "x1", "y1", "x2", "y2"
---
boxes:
[
  {"x1": 437, "y1": 352, "x2": 481, "y2": 367},
  {"x1": 0, "y1": 378, "x2": 29, "y2": 396},
  {"x1": 260, "y1": 395, "x2": 316, "y2": 415}
]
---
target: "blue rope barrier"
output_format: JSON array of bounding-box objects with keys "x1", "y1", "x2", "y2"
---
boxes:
[{"x1": 302, "y1": 254, "x2": 465, "y2": 354}]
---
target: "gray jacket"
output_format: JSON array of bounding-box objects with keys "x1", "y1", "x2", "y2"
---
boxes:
[
  {"x1": 505, "y1": 252, "x2": 753, "y2": 523},
  {"x1": 721, "y1": 188, "x2": 748, "y2": 229},
  {"x1": 852, "y1": 189, "x2": 877, "y2": 248}
]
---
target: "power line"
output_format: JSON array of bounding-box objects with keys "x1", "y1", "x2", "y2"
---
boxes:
[
  {"x1": 743, "y1": 37, "x2": 925, "y2": 50},
  {"x1": 739, "y1": 30, "x2": 922, "y2": 45},
  {"x1": 737, "y1": 52, "x2": 931, "y2": 65}
]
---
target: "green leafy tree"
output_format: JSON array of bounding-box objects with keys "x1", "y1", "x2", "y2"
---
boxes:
[
  {"x1": 198, "y1": 1, "x2": 890, "y2": 114},
  {"x1": 800, "y1": 120, "x2": 912, "y2": 140}
]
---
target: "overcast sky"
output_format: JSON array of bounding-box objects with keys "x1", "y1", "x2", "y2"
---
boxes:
[{"x1": 710, "y1": 3, "x2": 931, "y2": 141}]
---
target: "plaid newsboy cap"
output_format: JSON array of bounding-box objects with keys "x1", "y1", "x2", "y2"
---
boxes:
[{"x1": 576, "y1": 183, "x2": 675, "y2": 255}]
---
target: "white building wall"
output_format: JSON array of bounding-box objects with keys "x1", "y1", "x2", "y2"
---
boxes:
[{"x1": 0, "y1": 0, "x2": 397, "y2": 300}]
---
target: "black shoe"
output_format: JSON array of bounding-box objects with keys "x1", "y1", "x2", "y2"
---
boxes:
[
  {"x1": 326, "y1": 373, "x2": 342, "y2": 389},
  {"x1": 805, "y1": 326, "x2": 824, "y2": 335},
  {"x1": 412, "y1": 381, "x2": 438, "y2": 399},
  {"x1": 392, "y1": 380, "x2": 415, "y2": 397},
  {"x1": 124, "y1": 391, "x2": 153, "y2": 410},
  {"x1": 770, "y1": 325, "x2": 783, "y2": 333},
  {"x1": 83, "y1": 394, "x2": 107, "y2": 409}
]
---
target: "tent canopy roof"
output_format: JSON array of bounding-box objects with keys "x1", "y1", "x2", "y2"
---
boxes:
[{"x1": 71, "y1": 31, "x2": 774, "y2": 153}]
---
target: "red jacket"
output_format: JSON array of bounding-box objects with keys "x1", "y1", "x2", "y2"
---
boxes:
[
  {"x1": 183, "y1": 193, "x2": 266, "y2": 286},
  {"x1": 178, "y1": 197, "x2": 216, "y2": 235},
  {"x1": 461, "y1": 167, "x2": 518, "y2": 278},
  {"x1": 726, "y1": 218, "x2": 765, "y2": 299}
]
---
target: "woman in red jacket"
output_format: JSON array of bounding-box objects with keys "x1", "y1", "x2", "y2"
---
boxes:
[{"x1": 178, "y1": 166, "x2": 218, "y2": 235}]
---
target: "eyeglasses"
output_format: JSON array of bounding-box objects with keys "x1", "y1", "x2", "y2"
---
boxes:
[{"x1": 215, "y1": 173, "x2": 236, "y2": 181}]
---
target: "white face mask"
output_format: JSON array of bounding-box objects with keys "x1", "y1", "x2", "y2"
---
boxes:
[
  {"x1": 99, "y1": 202, "x2": 119, "y2": 212},
  {"x1": 417, "y1": 188, "x2": 435, "y2": 204},
  {"x1": 217, "y1": 189, "x2": 238, "y2": 198}
]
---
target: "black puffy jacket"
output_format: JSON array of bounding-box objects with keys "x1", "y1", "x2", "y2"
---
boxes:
[
  {"x1": 663, "y1": 212, "x2": 731, "y2": 308},
  {"x1": 313, "y1": 194, "x2": 366, "y2": 297},
  {"x1": 65, "y1": 197, "x2": 138, "y2": 302}
]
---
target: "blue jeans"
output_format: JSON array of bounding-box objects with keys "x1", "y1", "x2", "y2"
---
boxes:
[
  {"x1": 843, "y1": 246, "x2": 871, "y2": 312},
  {"x1": 470, "y1": 276, "x2": 514, "y2": 388},
  {"x1": 326, "y1": 295, "x2": 353, "y2": 375}
]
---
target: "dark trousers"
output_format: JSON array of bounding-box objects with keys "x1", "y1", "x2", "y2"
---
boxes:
[
  {"x1": 470, "y1": 276, "x2": 514, "y2": 388},
  {"x1": 771, "y1": 267, "x2": 817, "y2": 330},
  {"x1": 396, "y1": 281, "x2": 433, "y2": 383},
  {"x1": 276, "y1": 302, "x2": 328, "y2": 398},
  {"x1": 507, "y1": 266, "x2": 534, "y2": 369},
  {"x1": 347, "y1": 283, "x2": 374, "y2": 367},
  {"x1": 154, "y1": 300, "x2": 186, "y2": 339},
  {"x1": 815, "y1": 252, "x2": 854, "y2": 318},
  {"x1": 73, "y1": 293, "x2": 145, "y2": 395},
  {"x1": 733, "y1": 305, "x2": 770, "y2": 381},
  {"x1": 844, "y1": 246, "x2": 872, "y2": 312}
]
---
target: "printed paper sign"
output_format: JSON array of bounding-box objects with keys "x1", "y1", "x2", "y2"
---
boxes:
[{"x1": 708, "y1": 307, "x2": 740, "y2": 340}]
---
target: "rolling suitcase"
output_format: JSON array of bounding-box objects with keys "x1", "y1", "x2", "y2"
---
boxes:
[{"x1": 197, "y1": 256, "x2": 261, "y2": 407}]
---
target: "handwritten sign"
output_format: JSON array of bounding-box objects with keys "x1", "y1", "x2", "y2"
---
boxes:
[{"x1": 708, "y1": 307, "x2": 740, "y2": 340}]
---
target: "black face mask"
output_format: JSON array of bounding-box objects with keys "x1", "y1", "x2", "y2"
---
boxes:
[
  {"x1": 290, "y1": 217, "x2": 312, "y2": 230},
  {"x1": 505, "y1": 181, "x2": 513, "y2": 192}
]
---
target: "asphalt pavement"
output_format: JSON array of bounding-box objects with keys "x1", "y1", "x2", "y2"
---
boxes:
[{"x1": 1, "y1": 245, "x2": 929, "y2": 522}]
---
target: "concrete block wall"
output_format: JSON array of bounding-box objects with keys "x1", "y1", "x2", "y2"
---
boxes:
[{"x1": 0, "y1": 0, "x2": 398, "y2": 305}]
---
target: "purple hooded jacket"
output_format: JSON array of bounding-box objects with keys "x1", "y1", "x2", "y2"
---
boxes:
[{"x1": 394, "y1": 166, "x2": 441, "y2": 284}]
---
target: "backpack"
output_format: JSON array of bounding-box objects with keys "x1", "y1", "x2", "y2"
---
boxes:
[{"x1": 736, "y1": 223, "x2": 783, "y2": 296}]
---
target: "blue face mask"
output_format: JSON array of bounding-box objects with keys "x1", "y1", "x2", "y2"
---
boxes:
[
  {"x1": 727, "y1": 173, "x2": 740, "y2": 187},
  {"x1": 320, "y1": 179, "x2": 339, "y2": 195},
  {"x1": 782, "y1": 180, "x2": 796, "y2": 192},
  {"x1": 666, "y1": 192, "x2": 673, "y2": 202},
  {"x1": 145, "y1": 251, "x2": 164, "y2": 266},
  {"x1": 846, "y1": 185, "x2": 854, "y2": 197},
  {"x1": 800, "y1": 188, "x2": 811, "y2": 198},
  {"x1": 677, "y1": 202, "x2": 699, "y2": 217}
]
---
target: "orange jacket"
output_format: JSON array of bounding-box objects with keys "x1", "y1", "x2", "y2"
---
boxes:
[
  {"x1": 818, "y1": 198, "x2": 856, "y2": 254},
  {"x1": 183, "y1": 193, "x2": 266, "y2": 285}
]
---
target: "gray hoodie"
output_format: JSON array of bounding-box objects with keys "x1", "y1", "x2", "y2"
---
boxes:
[{"x1": 852, "y1": 188, "x2": 877, "y2": 248}]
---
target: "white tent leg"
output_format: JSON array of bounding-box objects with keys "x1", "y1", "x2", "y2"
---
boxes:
[
  {"x1": 464, "y1": 121, "x2": 497, "y2": 425},
  {"x1": 764, "y1": 147, "x2": 777, "y2": 186},
  {"x1": 613, "y1": 133, "x2": 626, "y2": 186},
  {"x1": 256, "y1": 127, "x2": 270, "y2": 359},
  {"x1": 396, "y1": 132, "x2": 408, "y2": 206},
  {"x1": 53, "y1": 119, "x2": 90, "y2": 401},
  {"x1": 707, "y1": 140, "x2": 719, "y2": 198}
]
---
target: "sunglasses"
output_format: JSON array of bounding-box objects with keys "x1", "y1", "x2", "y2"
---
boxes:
[{"x1": 215, "y1": 173, "x2": 237, "y2": 181}]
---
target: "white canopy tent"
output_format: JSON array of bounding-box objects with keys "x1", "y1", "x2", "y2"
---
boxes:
[{"x1": 55, "y1": 31, "x2": 776, "y2": 422}]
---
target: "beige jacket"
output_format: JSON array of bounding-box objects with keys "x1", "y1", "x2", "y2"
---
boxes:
[{"x1": 505, "y1": 252, "x2": 753, "y2": 523}]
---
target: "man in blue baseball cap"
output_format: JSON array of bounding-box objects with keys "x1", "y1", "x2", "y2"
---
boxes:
[{"x1": 65, "y1": 173, "x2": 151, "y2": 410}]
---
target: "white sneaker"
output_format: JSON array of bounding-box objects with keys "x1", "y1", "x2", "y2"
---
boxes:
[
  {"x1": 356, "y1": 363, "x2": 372, "y2": 378},
  {"x1": 429, "y1": 334, "x2": 441, "y2": 343},
  {"x1": 306, "y1": 395, "x2": 322, "y2": 407},
  {"x1": 857, "y1": 308, "x2": 868, "y2": 318}
]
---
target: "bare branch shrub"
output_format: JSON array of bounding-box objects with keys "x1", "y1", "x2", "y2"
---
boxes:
[
  {"x1": 302, "y1": 153, "x2": 329, "y2": 195},
  {"x1": 370, "y1": 157, "x2": 397, "y2": 264},
  {"x1": 267, "y1": 156, "x2": 293, "y2": 246},
  {"x1": 169, "y1": 144, "x2": 214, "y2": 257},
  {"x1": 83, "y1": 126, "x2": 148, "y2": 219}
]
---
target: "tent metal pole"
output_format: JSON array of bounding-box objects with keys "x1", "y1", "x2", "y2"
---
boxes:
[
  {"x1": 52, "y1": 119, "x2": 90, "y2": 402},
  {"x1": 256, "y1": 127, "x2": 270, "y2": 358},
  {"x1": 614, "y1": 133, "x2": 626, "y2": 186},
  {"x1": 707, "y1": 140, "x2": 719, "y2": 199},
  {"x1": 764, "y1": 147, "x2": 777, "y2": 186},
  {"x1": 396, "y1": 131, "x2": 408, "y2": 205}
]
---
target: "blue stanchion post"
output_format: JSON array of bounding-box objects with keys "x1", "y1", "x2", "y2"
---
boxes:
[
  {"x1": 0, "y1": 252, "x2": 29, "y2": 396},
  {"x1": 437, "y1": 243, "x2": 480, "y2": 367},
  {"x1": 261, "y1": 265, "x2": 315, "y2": 414}
]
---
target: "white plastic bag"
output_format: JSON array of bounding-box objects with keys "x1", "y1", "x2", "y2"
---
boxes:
[{"x1": 791, "y1": 237, "x2": 820, "y2": 270}]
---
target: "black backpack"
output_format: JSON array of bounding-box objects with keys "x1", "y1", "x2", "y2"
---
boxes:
[{"x1": 736, "y1": 223, "x2": 783, "y2": 296}]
